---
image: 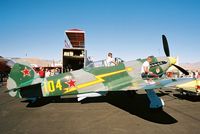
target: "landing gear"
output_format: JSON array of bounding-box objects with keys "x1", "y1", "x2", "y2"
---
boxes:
[{"x1": 145, "y1": 89, "x2": 165, "y2": 109}]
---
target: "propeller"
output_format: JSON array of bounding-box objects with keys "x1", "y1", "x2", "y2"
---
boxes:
[
  {"x1": 162, "y1": 35, "x2": 170, "y2": 57},
  {"x1": 172, "y1": 64, "x2": 189, "y2": 75},
  {"x1": 162, "y1": 35, "x2": 189, "y2": 75}
]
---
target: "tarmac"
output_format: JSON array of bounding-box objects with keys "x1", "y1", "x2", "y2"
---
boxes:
[{"x1": 0, "y1": 84, "x2": 200, "y2": 134}]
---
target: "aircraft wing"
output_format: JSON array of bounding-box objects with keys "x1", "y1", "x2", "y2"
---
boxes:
[
  {"x1": 127, "y1": 78, "x2": 195, "y2": 109},
  {"x1": 133, "y1": 78, "x2": 195, "y2": 90}
]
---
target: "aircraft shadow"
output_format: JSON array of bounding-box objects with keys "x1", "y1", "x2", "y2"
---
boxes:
[
  {"x1": 24, "y1": 91, "x2": 177, "y2": 124},
  {"x1": 22, "y1": 97, "x2": 78, "y2": 107},
  {"x1": 84, "y1": 92, "x2": 177, "y2": 124},
  {"x1": 173, "y1": 93, "x2": 200, "y2": 102}
]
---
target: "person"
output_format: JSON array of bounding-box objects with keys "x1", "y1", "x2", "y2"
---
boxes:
[
  {"x1": 106, "y1": 52, "x2": 117, "y2": 66},
  {"x1": 50, "y1": 69, "x2": 55, "y2": 76},
  {"x1": 38, "y1": 67, "x2": 45, "y2": 78},
  {"x1": 141, "y1": 56, "x2": 158, "y2": 81},
  {"x1": 192, "y1": 71, "x2": 196, "y2": 78},
  {"x1": 54, "y1": 68, "x2": 60, "y2": 75},
  {"x1": 45, "y1": 69, "x2": 50, "y2": 77},
  {"x1": 195, "y1": 70, "x2": 199, "y2": 78},
  {"x1": 197, "y1": 72, "x2": 200, "y2": 79}
]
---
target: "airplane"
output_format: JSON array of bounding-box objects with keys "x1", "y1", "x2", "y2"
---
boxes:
[
  {"x1": 176, "y1": 78, "x2": 200, "y2": 96},
  {"x1": 0, "y1": 56, "x2": 15, "y2": 75},
  {"x1": 0, "y1": 56, "x2": 15, "y2": 86},
  {"x1": 6, "y1": 35, "x2": 193, "y2": 109}
]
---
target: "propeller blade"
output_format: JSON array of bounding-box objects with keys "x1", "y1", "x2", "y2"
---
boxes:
[
  {"x1": 172, "y1": 64, "x2": 189, "y2": 75},
  {"x1": 162, "y1": 35, "x2": 170, "y2": 57}
]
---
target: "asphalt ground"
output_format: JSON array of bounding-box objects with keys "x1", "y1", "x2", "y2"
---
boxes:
[{"x1": 0, "y1": 85, "x2": 200, "y2": 134}]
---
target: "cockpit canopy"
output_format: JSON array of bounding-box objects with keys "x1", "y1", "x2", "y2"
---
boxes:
[{"x1": 85, "y1": 57, "x2": 124, "y2": 69}]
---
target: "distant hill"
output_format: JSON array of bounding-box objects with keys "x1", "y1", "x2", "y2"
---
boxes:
[
  {"x1": 9, "y1": 57, "x2": 200, "y2": 71},
  {"x1": 180, "y1": 62, "x2": 200, "y2": 71},
  {"x1": 12, "y1": 57, "x2": 61, "y2": 67}
]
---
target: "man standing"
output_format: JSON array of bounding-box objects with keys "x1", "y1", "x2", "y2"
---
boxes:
[
  {"x1": 39, "y1": 67, "x2": 45, "y2": 78},
  {"x1": 45, "y1": 69, "x2": 50, "y2": 77},
  {"x1": 106, "y1": 52, "x2": 117, "y2": 66}
]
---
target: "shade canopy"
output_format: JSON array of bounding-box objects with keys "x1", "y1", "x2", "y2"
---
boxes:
[{"x1": 65, "y1": 29, "x2": 85, "y2": 48}]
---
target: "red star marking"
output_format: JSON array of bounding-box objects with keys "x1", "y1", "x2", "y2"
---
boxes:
[
  {"x1": 21, "y1": 67, "x2": 31, "y2": 77},
  {"x1": 65, "y1": 79, "x2": 76, "y2": 88}
]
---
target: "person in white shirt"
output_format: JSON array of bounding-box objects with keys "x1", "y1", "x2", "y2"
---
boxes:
[
  {"x1": 45, "y1": 69, "x2": 51, "y2": 77},
  {"x1": 195, "y1": 70, "x2": 199, "y2": 78},
  {"x1": 141, "y1": 56, "x2": 158, "y2": 80},
  {"x1": 106, "y1": 52, "x2": 117, "y2": 66}
]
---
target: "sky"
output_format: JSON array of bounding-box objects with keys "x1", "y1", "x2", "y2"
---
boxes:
[{"x1": 0, "y1": 0, "x2": 200, "y2": 63}]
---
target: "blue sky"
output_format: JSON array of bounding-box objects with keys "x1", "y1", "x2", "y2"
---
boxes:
[{"x1": 0, "y1": 0, "x2": 200, "y2": 63}]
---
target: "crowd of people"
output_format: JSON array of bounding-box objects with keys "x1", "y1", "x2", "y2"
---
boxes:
[
  {"x1": 192, "y1": 70, "x2": 200, "y2": 79},
  {"x1": 37, "y1": 67, "x2": 61, "y2": 78}
]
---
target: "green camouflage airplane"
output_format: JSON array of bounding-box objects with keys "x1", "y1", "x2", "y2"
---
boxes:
[{"x1": 7, "y1": 35, "x2": 192, "y2": 109}]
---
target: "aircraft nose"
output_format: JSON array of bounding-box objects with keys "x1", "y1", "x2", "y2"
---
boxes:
[{"x1": 168, "y1": 57, "x2": 177, "y2": 65}]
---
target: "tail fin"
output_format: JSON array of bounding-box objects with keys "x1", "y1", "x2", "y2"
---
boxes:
[{"x1": 7, "y1": 62, "x2": 42, "y2": 98}]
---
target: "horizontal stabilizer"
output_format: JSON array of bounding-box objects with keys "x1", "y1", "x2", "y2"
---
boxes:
[{"x1": 7, "y1": 62, "x2": 42, "y2": 98}]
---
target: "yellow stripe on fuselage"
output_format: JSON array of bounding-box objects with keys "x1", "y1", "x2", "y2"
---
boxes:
[{"x1": 63, "y1": 67, "x2": 133, "y2": 94}]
